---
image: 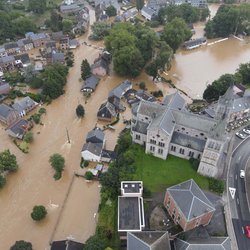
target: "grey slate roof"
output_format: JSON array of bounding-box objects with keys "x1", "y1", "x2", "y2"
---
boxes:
[
  {"x1": 52, "y1": 52, "x2": 65, "y2": 63},
  {"x1": 127, "y1": 231, "x2": 171, "y2": 250},
  {"x1": 13, "y1": 96, "x2": 37, "y2": 112},
  {"x1": 163, "y1": 91, "x2": 186, "y2": 110},
  {"x1": 109, "y1": 80, "x2": 132, "y2": 99},
  {"x1": 83, "y1": 75, "x2": 99, "y2": 90},
  {"x1": 183, "y1": 37, "x2": 207, "y2": 48},
  {"x1": 14, "y1": 54, "x2": 30, "y2": 64},
  {"x1": 81, "y1": 142, "x2": 103, "y2": 156},
  {"x1": 171, "y1": 131, "x2": 206, "y2": 152},
  {"x1": 171, "y1": 110, "x2": 217, "y2": 133},
  {"x1": 86, "y1": 127, "x2": 104, "y2": 144},
  {"x1": 0, "y1": 81, "x2": 10, "y2": 95},
  {"x1": 30, "y1": 33, "x2": 47, "y2": 41},
  {"x1": 142, "y1": 6, "x2": 156, "y2": 17},
  {"x1": 167, "y1": 179, "x2": 215, "y2": 221},
  {"x1": 4, "y1": 42, "x2": 18, "y2": 50},
  {"x1": 148, "y1": 109, "x2": 175, "y2": 135},
  {"x1": 133, "y1": 120, "x2": 149, "y2": 135},
  {"x1": 175, "y1": 237, "x2": 231, "y2": 250},
  {"x1": 6, "y1": 119, "x2": 29, "y2": 139},
  {"x1": 0, "y1": 104, "x2": 15, "y2": 118},
  {"x1": 97, "y1": 101, "x2": 117, "y2": 119},
  {"x1": 0, "y1": 55, "x2": 15, "y2": 64},
  {"x1": 136, "y1": 100, "x2": 166, "y2": 117}
]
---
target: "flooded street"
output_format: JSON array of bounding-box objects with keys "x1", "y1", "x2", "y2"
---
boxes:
[{"x1": 166, "y1": 4, "x2": 250, "y2": 99}]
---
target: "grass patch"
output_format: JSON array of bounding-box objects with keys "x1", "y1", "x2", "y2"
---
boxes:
[
  {"x1": 19, "y1": 141, "x2": 29, "y2": 153},
  {"x1": 133, "y1": 145, "x2": 209, "y2": 192}
]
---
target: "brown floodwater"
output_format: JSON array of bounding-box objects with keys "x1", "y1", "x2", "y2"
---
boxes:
[{"x1": 166, "y1": 3, "x2": 250, "y2": 99}]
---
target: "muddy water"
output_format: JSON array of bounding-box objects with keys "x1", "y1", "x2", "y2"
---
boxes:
[{"x1": 166, "y1": 4, "x2": 250, "y2": 99}]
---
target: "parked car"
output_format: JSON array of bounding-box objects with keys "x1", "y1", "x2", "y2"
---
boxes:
[
  {"x1": 236, "y1": 131, "x2": 247, "y2": 139},
  {"x1": 240, "y1": 170, "x2": 245, "y2": 178},
  {"x1": 243, "y1": 128, "x2": 250, "y2": 135},
  {"x1": 245, "y1": 226, "x2": 250, "y2": 238}
]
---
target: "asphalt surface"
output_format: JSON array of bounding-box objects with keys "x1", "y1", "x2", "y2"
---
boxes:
[{"x1": 228, "y1": 137, "x2": 250, "y2": 249}]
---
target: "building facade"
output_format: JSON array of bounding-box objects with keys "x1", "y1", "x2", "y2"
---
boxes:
[{"x1": 131, "y1": 90, "x2": 234, "y2": 178}]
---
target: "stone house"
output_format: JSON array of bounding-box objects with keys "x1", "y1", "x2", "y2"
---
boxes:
[
  {"x1": 97, "y1": 101, "x2": 117, "y2": 121},
  {"x1": 4, "y1": 42, "x2": 20, "y2": 55},
  {"x1": 59, "y1": 36, "x2": 70, "y2": 50},
  {"x1": 0, "y1": 47, "x2": 7, "y2": 58},
  {"x1": 0, "y1": 55, "x2": 16, "y2": 72},
  {"x1": 81, "y1": 75, "x2": 100, "y2": 92},
  {"x1": 12, "y1": 96, "x2": 38, "y2": 117},
  {"x1": 0, "y1": 103, "x2": 20, "y2": 126},
  {"x1": 131, "y1": 90, "x2": 229, "y2": 178},
  {"x1": 0, "y1": 79, "x2": 10, "y2": 95},
  {"x1": 91, "y1": 58, "x2": 109, "y2": 77},
  {"x1": 164, "y1": 179, "x2": 215, "y2": 232},
  {"x1": 27, "y1": 32, "x2": 49, "y2": 48},
  {"x1": 6, "y1": 119, "x2": 31, "y2": 140}
]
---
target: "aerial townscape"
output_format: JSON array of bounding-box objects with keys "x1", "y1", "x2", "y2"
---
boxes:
[{"x1": 1, "y1": 0, "x2": 250, "y2": 249}]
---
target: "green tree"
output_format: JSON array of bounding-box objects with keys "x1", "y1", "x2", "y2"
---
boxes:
[
  {"x1": 236, "y1": 62, "x2": 250, "y2": 85},
  {"x1": 38, "y1": 107, "x2": 46, "y2": 115},
  {"x1": 28, "y1": 0, "x2": 47, "y2": 14},
  {"x1": 76, "y1": 104, "x2": 85, "y2": 118},
  {"x1": 62, "y1": 19, "x2": 73, "y2": 34},
  {"x1": 113, "y1": 46, "x2": 144, "y2": 77},
  {"x1": 0, "y1": 175, "x2": 6, "y2": 188},
  {"x1": 81, "y1": 59, "x2": 91, "y2": 80},
  {"x1": 41, "y1": 63, "x2": 69, "y2": 99},
  {"x1": 84, "y1": 235, "x2": 108, "y2": 250},
  {"x1": 31, "y1": 205, "x2": 47, "y2": 221},
  {"x1": 161, "y1": 17, "x2": 192, "y2": 52},
  {"x1": 136, "y1": 0, "x2": 144, "y2": 11},
  {"x1": 49, "y1": 153, "x2": 65, "y2": 180},
  {"x1": 105, "y1": 5, "x2": 117, "y2": 17},
  {"x1": 145, "y1": 61, "x2": 158, "y2": 80},
  {"x1": 49, "y1": 10, "x2": 63, "y2": 32},
  {"x1": 91, "y1": 22, "x2": 111, "y2": 40},
  {"x1": 10, "y1": 240, "x2": 32, "y2": 250},
  {"x1": 208, "y1": 178, "x2": 224, "y2": 194},
  {"x1": 85, "y1": 171, "x2": 94, "y2": 180},
  {"x1": 203, "y1": 74, "x2": 235, "y2": 102},
  {"x1": 0, "y1": 149, "x2": 18, "y2": 172},
  {"x1": 23, "y1": 132, "x2": 33, "y2": 143},
  {"x1": 12, "y1": 17, "x2": 37, "y2": 36},
  {"x1": 139, "y1": 81, "x2": 146, "y2": 90}
]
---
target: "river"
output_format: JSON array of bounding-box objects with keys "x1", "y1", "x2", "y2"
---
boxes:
[{"x1": 166, "y1": 4, "x2": 250, "y2": 99}]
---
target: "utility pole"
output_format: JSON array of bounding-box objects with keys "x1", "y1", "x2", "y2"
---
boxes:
[{"x1": 66, "y1": 128, "x2": 70, "y2": 144}]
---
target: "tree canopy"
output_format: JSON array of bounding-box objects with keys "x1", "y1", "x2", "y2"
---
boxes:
[
  {"x1": 31, "y1": 205, "x2": 47, "y2": 221},
  {"x1": 158, "y1": 4, "x2": 209, "y2": 24},
  {"x1": 105, "y1": 5, "x2": 117, "y2": 17},
  {"x1": 84, "y1": 235, "x2": 108, "y2": 250},
  {"x1": 28, "y1": 0, "x2": 47, "y2": 14},
  {"x1": 10, "y1": 240, "x2": 33, "y2": 250},
  {"x1": 91, "y1": 22, "x2": 111, "y2": 40},
  {"x1": 81, "y1": 59, "x2": 91, "y2": 80},
  {"x1": 161, "y1": 17, "x2": 192, "y2": 52},
  {"x1": 0, "y1": 149, "x2": 18, "y2": 172},
  {"x1": 76, "y1": 104, "x2": 85, "y2": 118},
  {"x1": 205, "y1": 4, "x2": 250, "y2": 38},
  {"x1": 49, "y1": 153, "x2": 65, "y2": 180}
]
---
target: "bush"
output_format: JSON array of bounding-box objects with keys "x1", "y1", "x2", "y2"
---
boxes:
[
  {"x1": 10, "y1": 240, "x2": 32, "y2": 250},
  {"x1": 85, "y1": 171, "x2": 94, "y2": 180},
  {"x1": 84, "y1": 160, "x2": 89, "y2": 167},
  {"x1": 208, "y1": 178, "x2": 224, "y2": 194},
  {"x1": 23, "y1": 132, "x2": 33, "y2": 143},
  {"x1": 31, "y1": 113, "x2": 41, "y2": 124},
  {"x1": 38, "y1": 107, "x2": 46, "y2": 115},
  {"x1": 31, "y1": 205, "x2": 47, "y2": 221},
  {"x1": 189, "y1": 158, "x2": 199, "y2": 171},
  {"x1": 49, "y1": 154, "x2": 65, "y2": 180},
  {"x1": 143, "y1": 186, "x2": 152, "y2": 198},
  {"x1": 139, "y1": 81, "x2": 146, "y2": 90},
  {"x1": 0, "y1": 175, "x2": 6, "y2": 188}
]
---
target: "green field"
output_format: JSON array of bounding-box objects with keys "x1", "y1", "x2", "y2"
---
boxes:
[{"x1": 133, "y1": 146, "x2": 209, "y2": 192}]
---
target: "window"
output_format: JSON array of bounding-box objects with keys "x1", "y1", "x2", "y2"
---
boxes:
[
  {"x1": 136, "y1": 134, "x2": 140, "y2": 140},
  {"x1": 198, "y1": 154, "x2": 201, "y2": 159},
  {"x1": 158, "y1": 148, "x2": 163, "y2": 155},
  {"x1": 182, "y1": 127, "x2": 185, "y2": 130},
  {"x1": 179, "y1": 148, "x2": 185, "y2": 154},
  {"x1": 171, "y1": 145, "x2": 176, "y2": 152},
  {"x1": 176, "y1": 214, "x2": 181, "y2": 223},
  {"x1": 159, "y1": 142, "x2": 165, "y2": 147},
  {"x1": 189, "y1": 151, "x2": 194, "y2": 157},
  {"x1": 150, "y1": 146, "x2": 155, "y2": 152},
  {"x1": 167, "y1": 199, "x2": 171, "y2": 208},
  {"x1": 150, "y1": 139, "x2": 156, "y2": 145}
]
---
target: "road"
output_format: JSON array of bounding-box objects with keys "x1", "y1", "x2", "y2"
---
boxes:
[{"x1": 228, "y1": 137, "x2": 250, "y2": 250}]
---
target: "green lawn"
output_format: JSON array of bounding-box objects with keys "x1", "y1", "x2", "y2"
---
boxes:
[{"x1": 133, "y1": 146, "x2": 209, "y2": 192}]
